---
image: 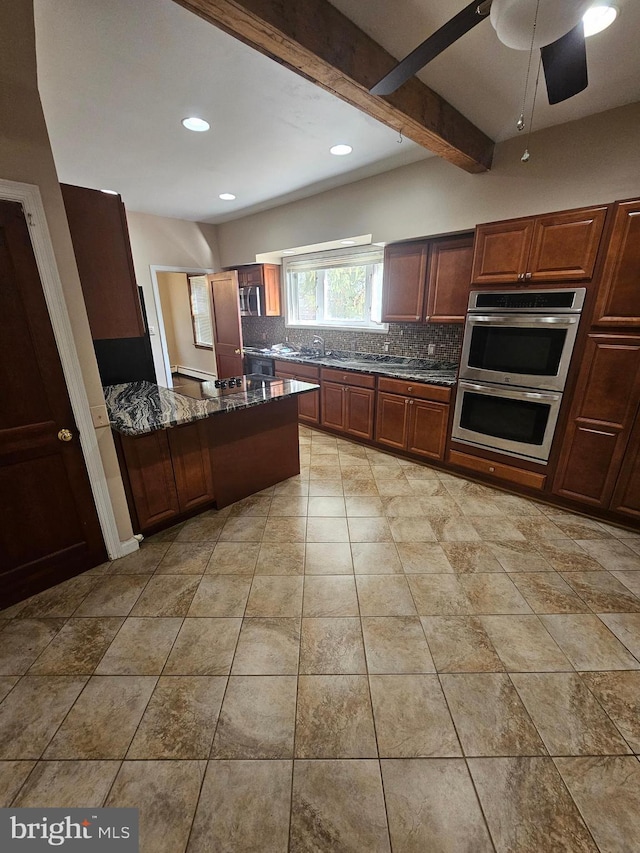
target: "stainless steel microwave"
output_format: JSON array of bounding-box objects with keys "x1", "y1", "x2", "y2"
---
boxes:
[{"x1": 239, "y1": 285, "x2": 262, "y2": 317}]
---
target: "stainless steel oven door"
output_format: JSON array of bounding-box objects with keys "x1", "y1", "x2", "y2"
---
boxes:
[
  {"x1": 452, "y1": 380, "x2": 563, "y2": 463},
  {"x1": 460, "y1": 314, "x2": 580, "y2": 391}
]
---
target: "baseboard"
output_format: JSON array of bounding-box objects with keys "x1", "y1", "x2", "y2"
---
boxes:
[
  {"x1": 109, "y1": 536, "x2": 139, "y2": 559},
  {"x1": 175, "y1": 365, "x2": 218, "y2": 381}
]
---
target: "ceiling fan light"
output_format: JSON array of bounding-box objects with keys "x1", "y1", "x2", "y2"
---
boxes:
[
  {"x1": 583, "y1": 4, "x2": 618, "y2": 37},
  {"x1": 490, "y1": 0, "x2": 592, "y2": 49}
]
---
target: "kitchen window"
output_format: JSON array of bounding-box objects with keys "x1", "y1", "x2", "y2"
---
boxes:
[
  {"x1": 284, "y1": 246, "x2": 387, "y2": 331},
  {"x1": 188, "y1": 275, "x2": 213, "y2": 348}
]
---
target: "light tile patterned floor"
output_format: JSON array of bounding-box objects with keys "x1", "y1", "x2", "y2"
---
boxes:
[{"x1": 1, "y1": 426, "x2": 640, "y2": 851}]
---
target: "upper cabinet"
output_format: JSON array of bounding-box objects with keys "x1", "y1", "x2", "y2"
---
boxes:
[
  {"x1": 382, "y1": 233, "x2": 473, "y2": 323},
  {"x1": 61, "y1": 184, "x2": 144, "y2": 339},
  {"x1": 471, "y1": 205, "x2": 609, "y2": 286},
  {"x1": 592, "y1": 199, "x2": 640, "y2": 328},
  {"x1": 232, "y1": 263, "x2": 282, "y2": 316}
]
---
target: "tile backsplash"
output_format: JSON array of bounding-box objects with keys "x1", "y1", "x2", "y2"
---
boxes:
[{"x1": 242, "y1": 316, "x2": 464, "y2": 364}]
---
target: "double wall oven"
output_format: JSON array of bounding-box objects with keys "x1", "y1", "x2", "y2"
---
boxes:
[{"x1": 452, "y1": 288, "x2": 586, "y2": 463}]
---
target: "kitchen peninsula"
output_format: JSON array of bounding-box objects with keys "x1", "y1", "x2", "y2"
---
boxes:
[{"x1": 105, "y1": 376, "x2": 319, "y2": 532}]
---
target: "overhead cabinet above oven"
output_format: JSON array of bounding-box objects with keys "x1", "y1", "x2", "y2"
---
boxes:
[{"x1": 470, "y1": 205, "x2": 609, "y2": 286}]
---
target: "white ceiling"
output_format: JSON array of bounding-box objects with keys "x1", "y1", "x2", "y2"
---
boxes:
[{"x1": 34, "y1": 0, "x2": 640, "y2": 225}]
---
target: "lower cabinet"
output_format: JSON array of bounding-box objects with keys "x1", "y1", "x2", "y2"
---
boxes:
[
  {"x1": 320, "y1": 369, "x2": 376, "y2": 439},
  {"x1": 274, "y1": 360, "x2": 320, "y2": 425},
  {"x1": 553, "y1": 333, "x2": 640, "y2": 510},
  {"x1": 118, "y1": 420, "x2": 215, "y2": 531},
  {"x1": 376, "y1": 378, "x2": 451, "y2": 461}
]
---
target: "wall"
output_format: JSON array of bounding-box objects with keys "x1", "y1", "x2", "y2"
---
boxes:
[
  {"x1": 217, "y1": 102, "x2": 640, "y2": 266},
  {"x1": 0, "y1": 0, "x2": 133, "y2": 544},
  {"x1": 157, "y1": 272, "x2": 217, "y2": 377},
  {"x1": 125, "y1": 211, "x2": 220, "y2": 382}
]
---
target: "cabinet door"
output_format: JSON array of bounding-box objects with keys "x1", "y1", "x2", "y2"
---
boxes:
[
  {"x1": 553, "y1": 334, "x2": 640, "y2": 507},
  {"x1": 375, "y1": 392, "x2": 408, "y2": 450},
  {"x1": 345, "y1": 386, "x2": 375, "y2": 440},
  {"x1": 61, "y1": 184, "x2": 144, "y2": 339},
  {"x1": 611, "y1": 417, "x2": 640, "y2": 521},
  {"x1": 167, "y1": 421, "x2": 215, "y2": 513},
  {"x1": 262, "y1": 264, "x2": 282, "y2": 316},
  {"x1": 471, "y1": 219, "x2": 534, "y2": 285},
  {"x1": 407, "y1": 399, "x2": 448, "y2": 460},
  {"x1": 120, "y1": 430, "x2": 180, "y2": 530},
  {"x1": 528, "y1": 206, "x2": 608, "y2": 282},
  {"x1": 593, "y1": 200, "x2": 640, "y2": 327},
  {"x1": 321, "y1": 381, "x2": 345, "y2": 430},
  {"x1": 425, "y1": 235, "x2": 474, "y2": 322},
  {"x1": 381, "y1": 242, "x2": 428, "y2": 322},
  {"x1": 208, "y1": 271, "x2": 244, "y2": 377},
  {"x1": 297, "y1": 386, "x2": 320, "y2": 425}
]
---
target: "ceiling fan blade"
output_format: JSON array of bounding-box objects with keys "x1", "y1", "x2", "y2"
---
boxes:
[
  {"x1": 541, "y1": 22, "x2": 588, "y2": 105},
  {"x1": 370, "y1": 1, "x2": 492, "y2": 96}
]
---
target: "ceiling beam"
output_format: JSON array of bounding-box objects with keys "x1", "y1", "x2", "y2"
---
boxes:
[{"x1": 172, "y1": 0, "x2": 494, "y2": 173}]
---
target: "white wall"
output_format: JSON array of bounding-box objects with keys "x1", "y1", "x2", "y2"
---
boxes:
[
  {"x1": 216, "y1": 102, "x2": 640, "y2": 266},
  {"x1": 125, "y1": 211, "x2": 220, "y2": 381}
]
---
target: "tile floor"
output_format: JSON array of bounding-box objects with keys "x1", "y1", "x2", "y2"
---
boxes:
[{"x1": 1, "y1": 426, "x2": 640, "y2": 851}]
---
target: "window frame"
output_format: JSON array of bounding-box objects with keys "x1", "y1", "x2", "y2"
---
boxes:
[
  {"x1": 187, "y1": 275, "x2": 214, "y2": 350},
  {"x1": 284, "y1": 245, "x2": 388, "y2": 333}
]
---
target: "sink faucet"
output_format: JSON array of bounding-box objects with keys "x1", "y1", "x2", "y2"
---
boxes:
[{"x1": 312, "y1": 335, "x2": 325, "y2": 356}]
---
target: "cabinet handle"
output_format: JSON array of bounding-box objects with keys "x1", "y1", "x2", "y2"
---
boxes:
[
  {"x1": 525, "y1": 272, "x2": 532, "y2": 280},
  {"x1": 488, "y1": 466, "x2": 495, "y2": 473},
  {"x1": 407, "y1": 386, "x2": 413, "y2": 392},
  {"x1": 408, "y1": 400, "x2": 414, "y2": 405}
]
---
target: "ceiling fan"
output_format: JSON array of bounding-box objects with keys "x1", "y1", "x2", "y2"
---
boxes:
[{"x1": 370, "y1": 0, "x2": 593, "y2": 105}]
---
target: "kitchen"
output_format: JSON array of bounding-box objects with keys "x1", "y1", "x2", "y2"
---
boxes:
[{"x1": 2, "y1": 0, "x2": 640, "y2": 851}]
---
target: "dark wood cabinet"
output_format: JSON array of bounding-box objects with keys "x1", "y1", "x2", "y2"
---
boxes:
[
  {"x1": 553, "y1": 334, "x2": 640, "y2": 508},
  {"x1": 375, "y1": 377, "x2": 450, "y2": 460},
  {"x1": 611, "y1": 418, "x2": 640, "y2": 522},
  {"x1": 233, "y1": 263, "x2": 282, "y2": 316},
  {"x1": 61, "y1": 183, "x2": 144, "y2": 339},
  {"x1": 471, "y1": 206, "x2": 608, "y2": 285},
  {"x1": 425, "y1": 236, "x2": 474, "y2": 322},
  {"x1": 381, "y1": 242, "x2": 428, "y2": 322},
  {"x1": 382, "y1": 234, "x2": 473, "y2": 323},
  {"x1": 274, "y1": 360, "x2": 320, "y2": 425},
  {"x1": 320, "y1": 369, "x2": 375, "y2": 439},
  {"x1": 593, "y1": 199, "x2": 640, "y2": 328},
  {"x1": 118, "y1": 420, "x2": 216, "y2": 531},
  {"x1": 208, "y1": 271, "x2": 244, "y2": 377}
]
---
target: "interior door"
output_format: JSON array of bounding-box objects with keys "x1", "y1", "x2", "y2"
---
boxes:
[
  {"x1": 0, "y1": 200, "x2": 106, "y2": 607},
  {"x1": 208, "y1": 271, "x2": 244, "y2": 377}
]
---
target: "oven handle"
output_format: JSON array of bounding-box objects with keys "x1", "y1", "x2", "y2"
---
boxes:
[
  {"x1": 469, "y1": 316, "x2": 578, "y2": 325},
  {"x1": 458, "y1": 380, "x2": 561, "y2": 402}
]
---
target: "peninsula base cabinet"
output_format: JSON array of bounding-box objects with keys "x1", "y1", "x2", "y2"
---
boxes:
[
  {"x1": 375, "y1": 378, "x2": 451, "y2": 461},
  {"x1": 117, "y1": 420, "x2": 214, "y2": 531},
  {"x1": 553, "y1": 334, "x2": 640, "y2": 515}
]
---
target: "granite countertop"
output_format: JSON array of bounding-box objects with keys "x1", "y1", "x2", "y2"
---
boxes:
[
  {"x1": 244, "y1": 347, "x2": 458, "y2": 386},
  {"x1": 104, "y1": 378, "x2": 319, "y2": 436}
]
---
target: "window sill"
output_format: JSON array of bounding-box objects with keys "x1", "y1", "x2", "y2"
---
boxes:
[{"x1": 285, "y1": 322, "x2": 389, "y2": 334}]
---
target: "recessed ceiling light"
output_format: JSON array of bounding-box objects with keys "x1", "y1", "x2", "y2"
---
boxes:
[
  {"x1": 219, "y1": 193, "x2": 236, "y2": 201},
  {"x1": 330, "y1": 144, "x2": 353, "y2": 156},
  {"x1": 182, "y1": 116, "x2": 210, "y2": 132},
  {"x1": 583, "y1": 3, "x2": 618, "y2": 37},
  {"x1": 282, "y1": 250, "x2": 296, "y2": 255},
  {"x1": 340, "y1": 240, "x2": 356, "y2": 245},
  {"x1": 100, "y1": 189, "x2": 118, "y2": 195}
]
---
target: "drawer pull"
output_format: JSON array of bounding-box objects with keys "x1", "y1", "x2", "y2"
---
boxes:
[
  {"x1": 488, "y1": 466, "x2": 495, "y2": 473},
  {"x1": 407, "y1": 386, "x2": 413, "y2": 392}
]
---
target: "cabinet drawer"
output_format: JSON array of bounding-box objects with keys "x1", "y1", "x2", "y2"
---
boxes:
[
  {"x1": 321, "y1": 367, "x2": 376, "y2": 388},
  {"x1": 377, "y1": 376, "x2": 451, "y2": 403},
  {"x1": 448, "y1": 449, "x2": 546, "y2": 490},
  {"x1": 275, "y1": 360, "x2": 319, "y2": 380}
]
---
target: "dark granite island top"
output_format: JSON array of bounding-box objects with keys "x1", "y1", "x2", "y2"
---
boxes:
[{"x1": 104, "y1": 377, "x2": 319, "y2": 437}]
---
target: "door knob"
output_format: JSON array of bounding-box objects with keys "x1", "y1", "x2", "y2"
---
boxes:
[
  {"x1": 234, "y1": 348, "x2": 241, "y2": 354},
  {"x1": 58, "y1": 429, "x2": 73, "y2": 442}
]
